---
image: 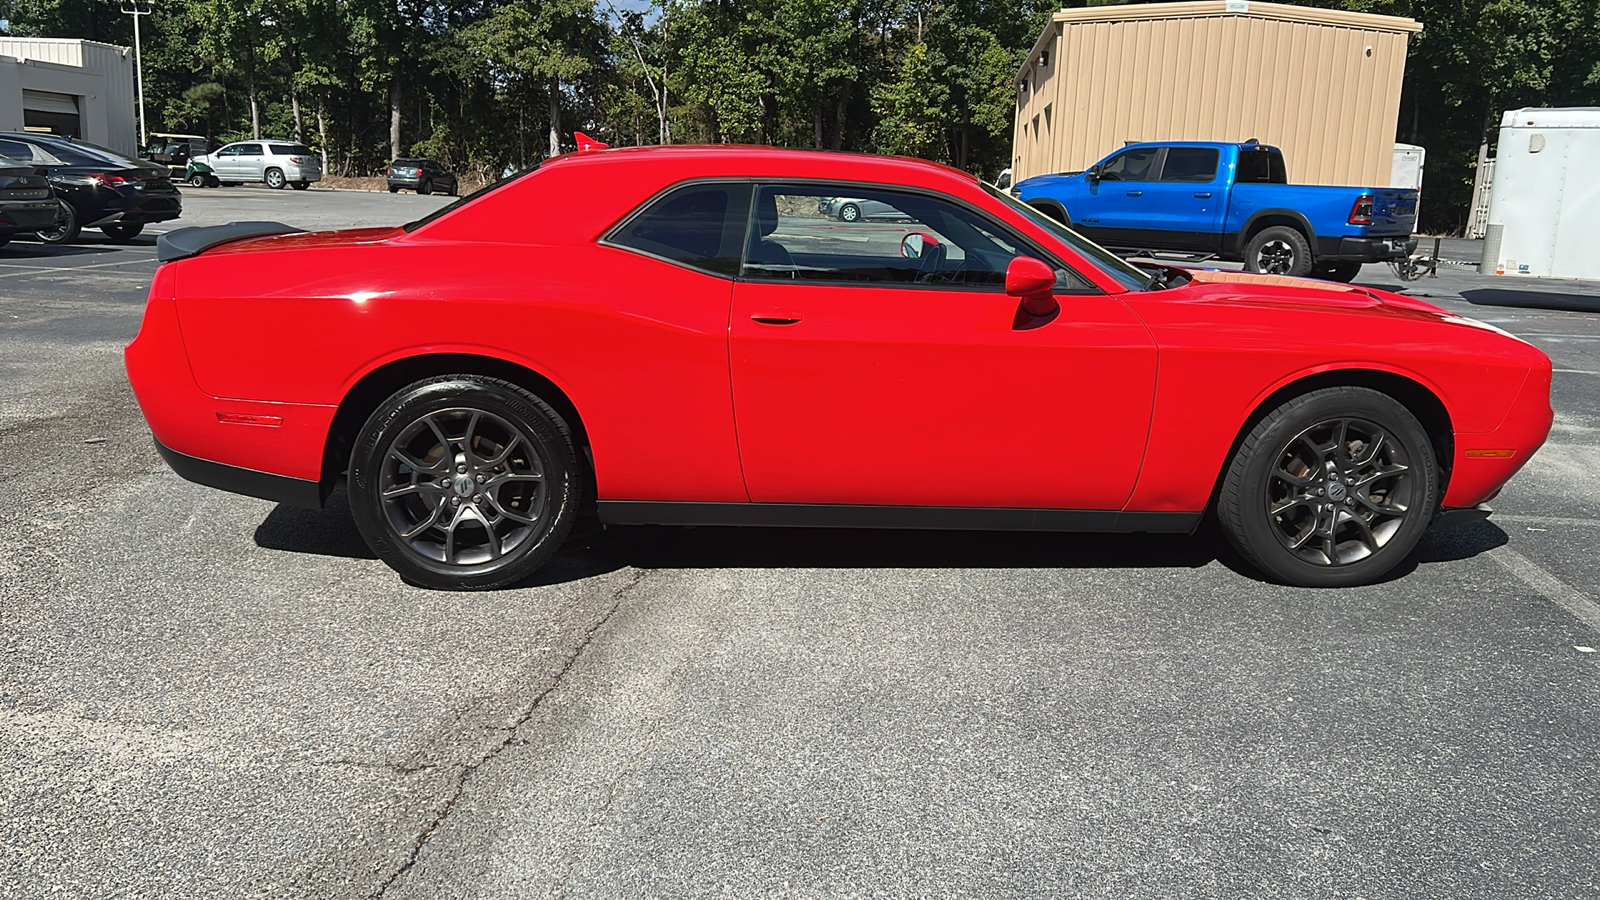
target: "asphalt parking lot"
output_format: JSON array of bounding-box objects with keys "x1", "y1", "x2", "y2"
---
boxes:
[{"x1": 2, "y1": 185, "x2": 1598, "y2": 898}]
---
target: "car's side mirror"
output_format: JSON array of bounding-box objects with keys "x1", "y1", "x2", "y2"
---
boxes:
[
  {"x1": 900, "y1": 232, "x2": 940, "y2": 260},
  {"x1": 1086, "y1": 164, "x2": 1101, "y2": 182},
  {"x1": 1005, "y1": 256, "x2": 1058, "y2": 317}
]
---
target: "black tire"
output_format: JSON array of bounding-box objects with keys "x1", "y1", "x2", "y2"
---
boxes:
[
  {"x1": 291, "y1": 180, "x2": 311, "y2": 191},
  {"x1": 206, "y1": 177, "x2": 220, "y2": 187},
  {"x1": 418, "y1": 178, "x2": 433, "y2": 196},
  {"x1": 1217, "y1": 387, "x2": 1437, "y2": 587},
  {"x1": 221, "y1": 181, "x2": 241, "y2": 187},
  {"x1": 1314, "y1": 261, "x2": 1362, "y2": 283},
  {"x1": 447, "y1": 180, "x2": 458, "y2": 196},
  {"x1": 837, "y1": 202, "x2": 859, "y2": 222},
  {"x1": 1244, "y1": 226, "x2": 1313, "y2": 277},
  {"x1": 0, "y1": 236, "x2": 9, "y2": 248},
  {"x1": 37, "y1": 199, "x2": 80, "y2": 244},
  {"x1": 265, "y1": 167, "x2": 287, "y2": 189},
  {"x1": 189, "y1": 173, "x2": 208, "y2": 187},
  {"x1": 101, "y1": 222, "x2": 144, "y2": 242},
  {"x1": 348, "y1": 376, "x2": 580, "y2": 590},
  {"x1": 388, "y1": 185, "x2": 400, "y2": 194}
]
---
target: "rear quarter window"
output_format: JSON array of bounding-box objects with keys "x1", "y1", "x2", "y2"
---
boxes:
[
  {"x1": 270, "y1": 144, "x2": 314, "y2": 155},
  {"x1": 606, "y1": 183, "x2": 750, "y2": 277},
  {"x1": 1236, "y1": 150, "x2": 1288, "y2": 184}
]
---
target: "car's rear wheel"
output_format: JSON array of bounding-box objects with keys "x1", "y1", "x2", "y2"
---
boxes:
[
  {"x1": 101, "y1": 222, "x2": 143, "y2": 242},
  {"x1": 388, "y1": 185, "x2": 400, "y2": 194},
  {"x1": 1218, "y1": 387, "x2": 1437, "y2": 587},
  {"x1": 1244, "y1": 226, "x2": 1313, "y2": 277},
  {"x1": 348, "y1": 376, "x2": 580, "y2": 590},
  {"x1": 418, "y1": 178, "x2": 433, "y2": 196},
  {"x1": 838, "y1": 202, "x2": 859, "y2": 222},
  {"x1": 265, "y1": 168, "x2": 287, "y2": 189},
  {"x1": 37, "y1": 199, "x2": 80, "y2": 244}
]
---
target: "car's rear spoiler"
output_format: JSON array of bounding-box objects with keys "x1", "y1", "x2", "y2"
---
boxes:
[{"x1": 157, "y1": 221, "x2": 304, "y2": 263}]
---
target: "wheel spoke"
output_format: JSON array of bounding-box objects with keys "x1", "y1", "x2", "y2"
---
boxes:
[
  {"x1": 383, "y1": 481, "x2": 445, "y2": 499},
  {"x1": 463, "y1": 411, "x2": 485, "y2": 466},
  {"x1": 390, "y1": 446, "x2": 445, "y2": 475},
  {"x1": 425, "y1": 416, "x2": 455, "y2": 456},
  {"x1": 1272, "y1": 466, "x2": 1315, "y2": 488},
  {"x1": 401, "y1": 497, "x2": 448, "y2": 540},
  {"x1": 1270, "y1": 496, "x2": 1309, "y2": 516},
  {"x1": 1341, "y1": 508, "x2": 1377, "y2": 552},
  {"x1": 486, "y1": 492, "x2": 539, "y2": 525}
]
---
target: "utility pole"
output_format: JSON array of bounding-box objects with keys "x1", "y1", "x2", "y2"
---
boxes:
[{"x1": 120, "y1": 0, "x2": 153, "y2": 147}]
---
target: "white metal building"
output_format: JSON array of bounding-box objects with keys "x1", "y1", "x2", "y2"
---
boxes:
[
  {"x1": 0, "y1": 37, "x2": 137, "y2": 155},
  {"x1": 1483, "y1": 108, "x2": 1600, "y2": 280}
]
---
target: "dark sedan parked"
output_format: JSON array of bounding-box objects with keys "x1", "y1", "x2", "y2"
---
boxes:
[
  {"x1": 0, "y1": 155, "x2": 58, "y2": 249},
  {"x1": 386, "y1": 158, "x2": 457, "y2": 195},
  {"x1": 0, "y1": 133, "x2": 182, "y2": 243}
]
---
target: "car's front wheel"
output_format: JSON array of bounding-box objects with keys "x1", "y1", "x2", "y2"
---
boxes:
[
  {"x1": 838, "y1": 202, "x2": 860, "y2": 222},
  {"x1": 1218, "y1": 387, "x2": 1437, "y2": 587},
  {"x1": 189, "y1": 173, "x2": 209, "y2": 187},
  {"x1": 348, "y1": 376, "x2": 580, "y2": 590}
]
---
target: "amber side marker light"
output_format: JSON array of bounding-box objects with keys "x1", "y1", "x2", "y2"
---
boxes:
[
  {"x1": 1464, "y1": 449, "x2": 1516, "y2": 459},
  {"x1": 216, "y1": 413, "x2": 284, "y2": 427}
]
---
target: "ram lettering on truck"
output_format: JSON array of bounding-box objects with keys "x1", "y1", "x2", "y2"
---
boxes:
[{"x1": 1014, "y1": 141, "x2": 1418, "y2": 282}]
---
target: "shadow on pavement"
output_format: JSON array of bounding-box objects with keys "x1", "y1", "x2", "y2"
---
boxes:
[
  {"x1": 0, "y1": 242, "x2": 121, "y2": 259},
  {"x1": 1460, "y1": 288, "x2": 1600, "y2": 314},
  {"x1": 256, "y1": 499, "x2": 1511, "y2": 589}
]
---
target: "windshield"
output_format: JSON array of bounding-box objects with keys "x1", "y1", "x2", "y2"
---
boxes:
[
  {"x1": 982, "y1": 183, "x2": 1151, "y2": 291},
  {"x1": 403, "y1": 164, "x2": 538, "y2": 233}
]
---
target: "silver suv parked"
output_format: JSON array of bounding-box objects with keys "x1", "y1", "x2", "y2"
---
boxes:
[{"x1": 194, "y1": 140, "x2": 322, "y2": 190}]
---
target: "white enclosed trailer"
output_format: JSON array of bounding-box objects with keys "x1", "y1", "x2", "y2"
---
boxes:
[{"x1": 1482, "y1": 107, "x2": 1600, "y2": 279}]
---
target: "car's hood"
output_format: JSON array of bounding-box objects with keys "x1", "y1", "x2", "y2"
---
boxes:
[{"x1": 1175, "y1": 267, "x2": 1453, "y2": 318}]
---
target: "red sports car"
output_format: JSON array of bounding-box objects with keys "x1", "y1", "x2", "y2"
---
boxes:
[{"x1": 125, "y1": 145, "x2": 1553, "y2": 590}]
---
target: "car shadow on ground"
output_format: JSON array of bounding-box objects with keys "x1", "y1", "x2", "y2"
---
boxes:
[
  {"x1": 0, "y1": 242, "x2": 123, "y2": 258},
  {"x1": 1460, "y1": 288, "x2": 1600, "y2": 314},
  {"x1": 254, "y1": 496, "x2": 1515, "y2": 590}
]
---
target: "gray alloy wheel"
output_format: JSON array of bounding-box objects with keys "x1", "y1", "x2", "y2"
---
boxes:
[
  {"x1": 37, "y1": 199, "x2": 80, "y2": 244},
  {"x1": 265, "y1": 167, "x2": 287, "y2": 189},
  {"x1": 838, "y1": 202, "x2": 860, "y2": 222},
  {"x1": 1218, "y1": 387, "x2": 1437, "y2": 587},
  {"x1": 348, "y1": 376, "x2": 579, "y2": 590},
  {"x1": 1244, "y1": 225, "x2": 1313, "y2": 277}
]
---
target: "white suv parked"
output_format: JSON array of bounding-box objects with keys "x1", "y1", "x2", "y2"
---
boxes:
[{"x1": 195, "y1": 141, "x2": 322, "y2": 190}]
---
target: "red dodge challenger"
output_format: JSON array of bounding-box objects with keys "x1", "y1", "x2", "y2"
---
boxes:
[{"x1": 125, "y1": 145, "x2": 1553, "y2": 590}]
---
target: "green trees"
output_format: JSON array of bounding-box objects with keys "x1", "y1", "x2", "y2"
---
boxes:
[{"x1": 2, "y1": 0, "x2": 1593, "y2": 227}]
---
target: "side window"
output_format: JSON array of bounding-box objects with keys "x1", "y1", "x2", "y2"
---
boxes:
[
  {"x1": 238, "y1": 143, "x2": 263, "y2": 155},
  {"x1": 217, "y1": 145, "x2": 240, "y2": 157},
  {"x1": 0, "y1": 139, "x2": 34, "y2": 162},
  {"x1": 742, "y1": 184, "x2": 1093, "y2": 291},
  {"x1": 608, "y1": 182, "x2": 748, "y2": 277},
  {"x1": 1160, "y1": 148, "x2": 1219, "y2": 183},
  {"x1": 1098, "y1": 147, "x2": 1161, "y2": 182}
]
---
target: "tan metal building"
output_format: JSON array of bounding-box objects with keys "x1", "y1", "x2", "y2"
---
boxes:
[
  {"x1": 0, "y1": 38, "x2": 138, "y2": 155},
  {"x1": 1013, "y1": 1, "x2": 1421, "y2": 187}
]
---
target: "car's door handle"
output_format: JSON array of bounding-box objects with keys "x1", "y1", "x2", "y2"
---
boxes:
[
  {"x1": 1193, "y1": 192, "x2": 1213, "y2": 198},
  {"x1": 1125, "y1": 190, "x2": 1143, "y2": 197},
  {"x1": 750, "y1": 312, "x2": 802, "y2": 326}
]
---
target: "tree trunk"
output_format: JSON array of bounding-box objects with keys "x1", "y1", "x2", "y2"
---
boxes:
[
  {"x1": 249, "y1": 81, "x2": 260, "y2": 139},
  {"x1": 316, "y1": 99, "x2": 329, "y2": 173},
  {"x1": 831, "y1": 79, "x2": 854, "y2": 151},
  {"x1": 549, "y1": 75, "x2": 562, "y2": 158},
  {"x1": 389, "y1": 75, "x2": 402, "y2": 161},
  {"x1": 291, "y1": 90, "x2": 304, "y2": 144},
  {"x1": 814, "y1": 109, "x2": 823, "y2": 149}
]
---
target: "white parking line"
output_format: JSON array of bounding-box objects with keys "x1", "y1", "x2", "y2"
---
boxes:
[
  {"x1": 0, "y1": 257, "x2": 158, "y2": 278},
  {"x1": 1487, "y1": 545, "x2": 1600, "y2": 633},
  {"x1": 1554, "y1": 369, "x2": 1600, "y2": 376}
]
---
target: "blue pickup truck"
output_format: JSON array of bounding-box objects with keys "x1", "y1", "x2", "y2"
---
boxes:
[{"x1": 1013, "y1": 140, "x2": 1418, "y2": 282}]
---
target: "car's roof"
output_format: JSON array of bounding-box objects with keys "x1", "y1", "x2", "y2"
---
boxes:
[{"x1": 544, "y1": 144, "x2": 978, "y2": 185}]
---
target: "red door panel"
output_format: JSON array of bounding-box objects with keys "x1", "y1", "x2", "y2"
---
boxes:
[{"x1": 729, "y1": 282, "x2": 1158, "y2": 509}]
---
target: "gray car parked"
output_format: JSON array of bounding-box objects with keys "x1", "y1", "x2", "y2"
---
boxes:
[
  {"x1": 194, "y1": 140, "x2": 322, "y2": 189},
  {"x1": 817, "y1": 195, "x2": 908, "y2": 223}
]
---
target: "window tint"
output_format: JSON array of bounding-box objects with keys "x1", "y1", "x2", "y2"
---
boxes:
[
  {"x1": 217, "y1": 145, "x2": 241, "y2": 156},
  {"x1": 270, "y1": 143, "x2": 314, "y2": 155},
  {"x1": 0, "y1": 139, "x2": 35, "y2": 162},
  {"x1": 25, "y1": 138, "x2": 119, "y2": 166},
  {"x1": 1160, "y1": 147, "x2": 1219, "y2": 183},
  {"x1": 1098, "y1": 147, "x2": 1161, "y2": 182},
  {"x1": 237, "y1": 143, "x2": 264, "y2": 155},
  {"x1": 609, "y1": 183, "x2": 747, "y2": 276},
  {"x1": 1236, "y1": 149, "x2": 1288, "y2": 184},
  {"x1": 743, "y1": 184, "x2": 1092, "y2": 291}
]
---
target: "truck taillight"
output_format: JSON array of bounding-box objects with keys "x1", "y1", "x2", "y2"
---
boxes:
[{"x1": 1348, "y1": 195, "x2": 1374, "y2": 226}]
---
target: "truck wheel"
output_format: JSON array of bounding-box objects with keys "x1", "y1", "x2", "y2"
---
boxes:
[
  {"x1": 1314, "y1": 261, "x2": 1362, "y2": 283},
  {"x1": 1245, "y1": 226, "x2": 1313, "y2": 277}
]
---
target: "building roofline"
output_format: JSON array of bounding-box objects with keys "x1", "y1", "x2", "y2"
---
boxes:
[{"x1": 1015, "y1": 0, "x2": 1422, "y2": 84}]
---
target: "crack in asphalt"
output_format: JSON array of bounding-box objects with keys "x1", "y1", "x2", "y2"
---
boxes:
[{"x1": 368, "y1": 568, "x2": 646, "y2": 900}]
